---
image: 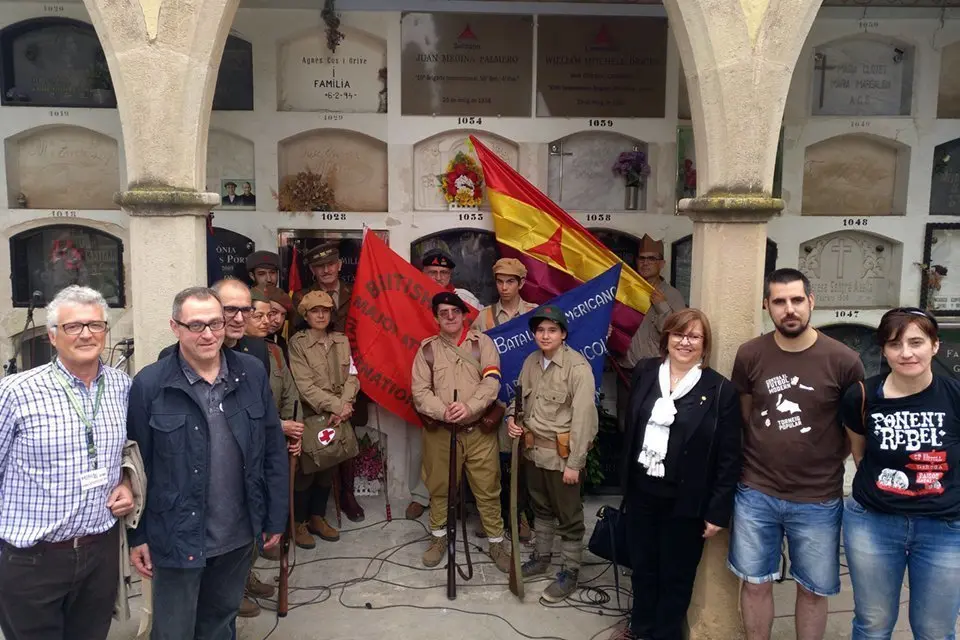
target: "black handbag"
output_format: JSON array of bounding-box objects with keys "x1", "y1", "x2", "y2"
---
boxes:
[{"x1": 588, "y1": 500, "x2": 630, "y2": 608}]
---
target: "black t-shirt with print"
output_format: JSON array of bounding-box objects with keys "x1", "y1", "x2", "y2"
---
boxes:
[{"x1": 841, "y1": 374, "x2": 960, "y2": 519}]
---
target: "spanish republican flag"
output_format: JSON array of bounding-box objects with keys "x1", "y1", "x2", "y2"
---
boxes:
[{"x1": 469, "y1": 135, "x2": 654, "y2": 355}]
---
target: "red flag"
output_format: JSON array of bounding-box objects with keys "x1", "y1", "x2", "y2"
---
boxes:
[
  {"x1": 345, "y1": 230, "x2": 477, "y2": 425},
  {"x1": 287, "y1": 244, "x2": 302, "y2": 298}
]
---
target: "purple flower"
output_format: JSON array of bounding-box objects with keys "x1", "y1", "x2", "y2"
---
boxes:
[{"x1": 612, "y1": 151, "x2": 651, "y2": 185}]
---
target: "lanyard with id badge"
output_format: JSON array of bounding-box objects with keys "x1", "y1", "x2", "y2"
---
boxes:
[{"x1": 53, "y1": 364, "x2": 109, "y2": 492}]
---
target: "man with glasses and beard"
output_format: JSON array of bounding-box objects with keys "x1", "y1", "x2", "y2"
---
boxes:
[{"x1": 729, "y1": 268, "x2": 864, "y2": 640}]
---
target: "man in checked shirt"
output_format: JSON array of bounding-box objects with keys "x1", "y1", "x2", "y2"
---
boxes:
[{"x1": 0, "y1": 285, "x2": 135, "y2": 640}]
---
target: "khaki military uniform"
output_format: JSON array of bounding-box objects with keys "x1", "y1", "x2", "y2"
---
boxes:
[
  {"x1": 292, "y1": 281, "x2": 352, "y2": 334},
  {"x1": 411, "y1": 330, "x2": 504, "y2": 537},
  {"x1": 266, "y1": 342, "x2": 296, "y2": 420},
  {"x1": 288, "y1": 328, "x2": 359, "y2": 518},
  {"x1": 507, "y1": 343, "x2": 598, "y2": 567}
]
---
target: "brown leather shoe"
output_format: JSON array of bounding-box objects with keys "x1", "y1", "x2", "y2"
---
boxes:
[
  {"x1": 405, "y1": 501, "x2": 425, "y2": 520},
  {"x1": 295, "y1": 522, "x2": 317, "y2": 549},
  {"x1": 308, "y1": 516, "x2": 340, "y2": 542},
  {"x1": 237, "y1": 596, "x2": 261, "y2": 618},
  {"x1": 246, "y1": 572, "x2": 276, "y2": 598},
  {"x1": 422, "y1": 535, "x2": 446, "y2": 568}
]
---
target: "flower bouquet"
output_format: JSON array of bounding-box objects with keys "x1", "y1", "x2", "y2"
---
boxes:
[
  {"x1": 917, "y1": 262, "x2": 949, "y2": 311},
  {"x1": 612, "y1": 150, "x2": 651, "y2": 187},
  {"x1": 354, "y1": 433, "x2": 384, "y2": 496},
  {"x1": 272, "y1": 169, "x2": 337, "y2": 213},
  {"x1": 437, "y1": 151, "x2": 484, "y2": 210}
]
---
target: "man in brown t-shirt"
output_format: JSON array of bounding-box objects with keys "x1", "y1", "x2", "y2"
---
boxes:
[{"x1": 729, "y1": 268, "x2": 863, "y2": 640}]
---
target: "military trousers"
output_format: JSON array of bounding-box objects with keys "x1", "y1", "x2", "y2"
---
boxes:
[
  {"x1": 293, "y1": 464, "x2": 335, "y2": 522},
  {"x1": 422, "y1": 426, "x2": 504, "y2": 538},
  {"x1": 525, "y1": 460, "x2": 585, "y2": 542}
]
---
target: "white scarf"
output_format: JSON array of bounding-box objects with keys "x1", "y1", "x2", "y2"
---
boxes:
[{"x1": 638, "y1": 358, "x2": 702, "y2": 477}]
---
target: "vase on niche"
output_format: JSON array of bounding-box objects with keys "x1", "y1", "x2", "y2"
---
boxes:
[
  {"x1": 448, "y1": 202, "x2": 479, "y2": 212},
  {"x1": 624, "y1": 183, "x2": 641, "y2": 211}
]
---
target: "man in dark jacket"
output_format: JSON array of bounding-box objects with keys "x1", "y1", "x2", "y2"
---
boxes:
[{"x1": 127, "y1": 286, "x2": 288, "y2": 640}]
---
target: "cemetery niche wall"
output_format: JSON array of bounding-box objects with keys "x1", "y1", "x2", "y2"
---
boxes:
[
  {"x1": 548, "y1": 132, "x2": 650, "y2": 212},
  {"x1": 1, "y1": 18, "x2": 115, "y2": 108},
  {"x1": 10, "y1": 224, "x2": 124, "y2": 307},
  {"x1": 213, "y1": 34, "x2": 253, "y2": 111},
  {"x1": 411, "y1": 230, "x2": 499, "y2": 306},
  {"x1": 931, "y1": 137, "x2": 960, "y2": 216},
  {"x1": 5, "y1": 125, "x2": 121, "y2": 210},
  {"x1": 938, "y1": 40, "x2": 960, "y2": 119},
  {"x1": 811, "y1": 35, "x2": 914, "y2": 117},
  {"x1": 671, "y1": 235, "x2": 778, "y2": 305},
  {"x1": 819, "y1": 323, "x2": 885, "y2": 378},
  {"x1": 802, "y1": 134, "x2": 908, "y2": 216},
  {"x1": 798, "y1": 230, "x2": 901, "y2": 309},
  {"x1": 207, "y1": 130, "x2": 256, "y2": 210},
  {"x1": 921, "y1": 223, "x2": 960, "y2": 316}
]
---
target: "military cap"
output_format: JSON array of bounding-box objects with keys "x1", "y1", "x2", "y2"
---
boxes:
[
  {"x1": 492, "y1": 258, "x2": 526, "y2": 279},
  {"x1": 638, "y1": 234, "x2": 665, "y2": 258},
  {"x1": 529, "y1": 304, "x2": 568, "y2": 334},
  {"x1": 245, "y1": 250, "x2": 280, "y2": 272},
  {"x1": 250, "y1": 288, "x2": 270, "y2": 304},
  {"x1": 298, "y1": 290, "x2": 335, "y2": 316},
  {"x1": 431, "y1": 291, "x2": 468, "y2": 315},
  {"x1": 422, "y1": 248, "x2": 456, "y2": 270},
  {"x1": 305, "y1": 242, "x2": 341, "y2": 267},
  {"x1": 224, "y1": 181, "x2": 237, "y2": 188},
  {"x1": 261, "y1": 284, "x2": 293, "y2": 313}
]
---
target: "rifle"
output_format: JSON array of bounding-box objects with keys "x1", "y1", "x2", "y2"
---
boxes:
[
  {"x1": 508, "y1": 384, "x2": 525, "y2": 600},
  {"x1": 446, "y1": 390, "x2": 473, "y2": 600},
  {"x1": 278, "y1": 400, "x2": 299, "y2": 618}
]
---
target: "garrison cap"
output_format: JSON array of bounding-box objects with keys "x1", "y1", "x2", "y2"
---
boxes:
[
  {"x1": 492, "y1": 258, "x2": 526, "y2": 279},
  {"x1": 529, "y1": 304, "x2": 568, "y2": 334},
  {"x1": 306, "y1": 242, "x2": 341, "y2": 267},
  {"x1": 422, "y1": 248, "x2": 456, "y2": 270},
  {"x1": 431, "y1": 291, "x2": 468, "y2": 315},
  {"x1": 245, "y1": 250, "x2": 280, "y2": 272},
  {"x1": 261, "y1": 284, "x2": 293, "y2": 313},
  {"x1": 298, "y1": 290, "x2": 335, "y2": 316}
]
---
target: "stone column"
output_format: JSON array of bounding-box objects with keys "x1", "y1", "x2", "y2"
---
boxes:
[
  {"x1": 660, "y1": 0, "x2": 824, "y2": 637},
  {"x1": 82, "y1": 0, "x2": 240, "y2": 369}
]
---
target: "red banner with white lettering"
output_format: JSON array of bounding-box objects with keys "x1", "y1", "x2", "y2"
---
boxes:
[{"x1": 345, "y1": 230, "x2": 478, "y2": 425}]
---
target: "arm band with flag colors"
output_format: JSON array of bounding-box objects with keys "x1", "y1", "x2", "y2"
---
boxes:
[{"x1": 482, "y1": 366, "x2": 502, "y2": 382}]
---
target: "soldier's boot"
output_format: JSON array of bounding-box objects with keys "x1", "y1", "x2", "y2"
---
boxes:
[
  {"x1": 308, "y1": 516, "x2": 340, "y2": 542},
  {"x1": 521, "y1": 517, "x2": 555, "y2": 579},
  {"x1": 422, "y1": 534, "x2": 446, "y2": 568},
  {"x1": 488, "y1": 540, "x2": 511, "y2": 573},
  {"x1": 245, "y1": 571, "x2": 276, "y2": 598},
  {"x1": 295, "y1": 522, "x2": 317, "y2": 549},
  {"x1": 339, "y1": 459, "x2": 365, "y2": 523},
  {"x1": 237, "y1": 597, "x2": 261, "y2": 618},
  {"x1": 541, "y1": 539, "x2": 582, "y2": 603}
]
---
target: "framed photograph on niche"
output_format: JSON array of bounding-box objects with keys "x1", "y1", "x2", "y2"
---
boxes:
[
  {"x1": 921, "y1": 223, "x2": 960, "y2": 316},
  {"x1": 220, "y1": 179, "x2": 256, "y2": 209}
]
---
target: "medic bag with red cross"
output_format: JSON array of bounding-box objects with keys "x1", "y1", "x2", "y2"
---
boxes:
[{"x1": 301, "y1": 411, "x2": 359, "y2": 474}]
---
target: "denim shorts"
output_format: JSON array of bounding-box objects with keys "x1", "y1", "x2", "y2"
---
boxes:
[{"x1": 727, "y1": 483, "x2": 842, "y2": 596}]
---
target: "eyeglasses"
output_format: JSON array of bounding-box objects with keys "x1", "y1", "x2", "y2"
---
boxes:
[
  {"x1": 174, "y1": 319, "x2": 226, "y2": 333},
  {"x1": 882, "y1": 307, "x2": 939, "y2": 330},
  {"x1": 671, "y1": 332, "x2": 704, "y2": 344},
  {"x1": 636, "y1": 255, "x2": 663, "y2": 263},
  {"x1": 223, "y1": 306, "x2": 254, "y2": 319},
  {"x1": 60, "y1": 321, "x2": 108, "y2": 335},
  {"x1": 437, "y1": 309, "x2": 463, "y2": 319}
]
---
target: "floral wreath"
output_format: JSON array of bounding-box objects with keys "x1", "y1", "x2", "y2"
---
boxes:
[
  {"x1": 50, "y1": 239, "x2": 84, "y2": 271},
  {"x1": 437, "y1": 151, "x2": 484, "y2": 207}
]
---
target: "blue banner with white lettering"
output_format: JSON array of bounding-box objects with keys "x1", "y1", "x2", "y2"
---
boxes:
[{"x1": 486, "y1": 264, "x2": 621, "y2": 404}]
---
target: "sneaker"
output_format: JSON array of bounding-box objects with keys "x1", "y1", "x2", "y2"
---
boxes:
[
  {"x1": 520, "y1": 552, "x2": 551, "y2": 579},
  {"x1": 295, "y1": 522, "x2": 316, "y2": 549},
  {"x1": 245, "y1": 572, "x2": 276, "y2": 598},
  {"x1": 488, "y1": 540, "x2": 511, "y2": 573},
  {"x1": 422, "y1": 535, "x2": 446, "y2": 568},
  {"x1": 405, "y1": 502, "x2": 425, "y2": 520},
  {"x1": 308, "y1": 516, "x2": 340, "y2": 542},
  {"x1": 542, "y1": 568, "x2": 579, "y2": 603},
  {"x1": 237, "y1": 596, "x2": 260, "y2": 618}
]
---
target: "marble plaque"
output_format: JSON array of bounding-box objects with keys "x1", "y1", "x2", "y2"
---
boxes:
[
  {"x1": 213, "y1": 35, "x2": 253, "y2": 111},
  {"x1": 924, "y1": 225, "x2": 960, "y2": 314},
  {"x1": 10, "y1": 225, "x2": 124, "y2": 306},
  {"x1": 930, "y1": 138, "x2": 960, "y2": 215},
  {"x1": 1, "y1": 18, "x2": 115, "y2": 107},
  {"x1": 799, "y1": 231, "x2": 898, "y2": 308},
  {"x1": 413, "y1": 131, "x2": 518, "y2": 210},
  {"x1": 819, "y1": 324, "x2": 885, "y2": 378},
  {"x1": 537, "y1": 16, "x2": 667, "y2": 118},
  {"x1": 6, "y1": 125, "x2": 121, "y2": 210},
  {"x1": 278, "y1": 130, "x2": 388, "y2": 212},
  {"x1": 802, "y1": 135, "x2": 899, "y2": 216},
  {"x1": 278, "y1": 26, "x2": 387, "y2": 113},
  {"x1": 207, "y1": 129, "x2": 255, "y2": 207},
  {"x1": 211, "y1": 227, "x2": 254, "y2": 280},
  {"x1": 672, "y1": 236, "x2": 777, "y2": 304},
  {"x1": 547, "y1": 132, "x2": 647, "y2": 212},
  {"x1": 401, "y1": 13, "x2": 533, "y2": 117},
  {"x1": 411, "y1": 230, "x2": 499, "y2": 306},
  {"x1": 938, "y1": 42, "x2": 960, "y2": 118},
  {"x1": 811, "y1": 37, "x2": 913, "y2": 116}
]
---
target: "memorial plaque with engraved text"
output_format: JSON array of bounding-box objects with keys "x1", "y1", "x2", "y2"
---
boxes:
[
  {"x1": 799, "y1": 231, "x2": 898, "y2": 308},
  {"x1": 811, "y1": 37, "x2": 913, "y2": 116},
  {"x1": 930, "y1": 139, "x2": 960, "y2": 216},
  {"x1": 212, "y1": 227, "x2": 254, "y2": 280},
  {"x1": 401, "y1": 13, "x2": 533, "y2": 117},
  {"x1": 537, "y1": 16, "x2": 667, "y2": 118}
]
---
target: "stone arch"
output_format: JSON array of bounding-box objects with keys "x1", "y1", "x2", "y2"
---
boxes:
[
  {"x1": 213, "y1": 33, "x2": 253, "y2": 111},
  {"x1": 410, "y1": 229, "x2": 499, "y2": 307},
  {"x1": 798, "y1": 229, "x2": 901, "y2": 309},
  {"x1": 5, "y1": 124, "x2": 121, "y2": 209},
  {"x1": 413, "y1": 130, "x2": 519, "y2": 211},
  {"x1": 0, "y1": 17, "x2": 115, "y2": 108},
  {"x1": 671, "y1": 235, "x2": 778, "y2": 304},
  {"x1": 547, "y1": 131, "x2": 649, "y2": 212},
  {"x1": 277, "y1": 24, "x2": 387, "y2": 113},
  {"x1": 277, "y1": 128, "x2": 387, "y2": 212},
  {"x1": 802, "y1": 133, "x2": 909, "y2": 216},
  {"x1": 206, "y1": 129, "x2": 255, "y2": 205}
]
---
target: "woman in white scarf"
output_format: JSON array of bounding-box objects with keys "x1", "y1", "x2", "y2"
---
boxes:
[{"x1": 612, "y1": 309, "x2": 743, "y2": 640}]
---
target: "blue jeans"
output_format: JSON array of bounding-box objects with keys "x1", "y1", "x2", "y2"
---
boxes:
[
  {"x1": 843, "y1": 497, "x2": 960, "y2": 640},
  {"x1": 728, "y1": 483, "x2": 842, "y2": 596},
  {"x1": 151, "y1": 543, "x2": 253, "y2": 640}
]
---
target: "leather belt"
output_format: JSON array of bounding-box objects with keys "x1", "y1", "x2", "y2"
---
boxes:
[
  {"x1": 15, "y1": 528, "x2": 112, "y2": 551},
  {"x1": 530, "y1": 434, "x2": 556, "y2": 449}
]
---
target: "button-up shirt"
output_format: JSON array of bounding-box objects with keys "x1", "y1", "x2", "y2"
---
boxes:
[{"x1": 0, "y1": 359, "x2": 130, "y2": 547}]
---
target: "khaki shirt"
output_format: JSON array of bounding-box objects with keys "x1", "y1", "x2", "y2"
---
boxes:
[
  {"x1": 411, "y1": 330, "x2": 501, "y2": 422},
  {"x1": 288, "y1": 328, "x2": 359, "y2": 417},
  {"x1": 266, "y1": 342, "x2": 297, "y2": 420},
  {"x1": 622, "y1": 279, "x2": 686, "y2": 368},
  {"x1": 507, "y1": 344, "x2": 598, "y2": 472},
  {"x1": 471, "y1": 297, "x2": 538, "y2": 332}
]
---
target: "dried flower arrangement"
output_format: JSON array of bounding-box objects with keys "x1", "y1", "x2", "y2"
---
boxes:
[
  {"x1": 272, "y1": 169, "x2": 337, "y2": 212},
  {"x1": 917, "y1": 261, "x2": 949, "y2": 311}
]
